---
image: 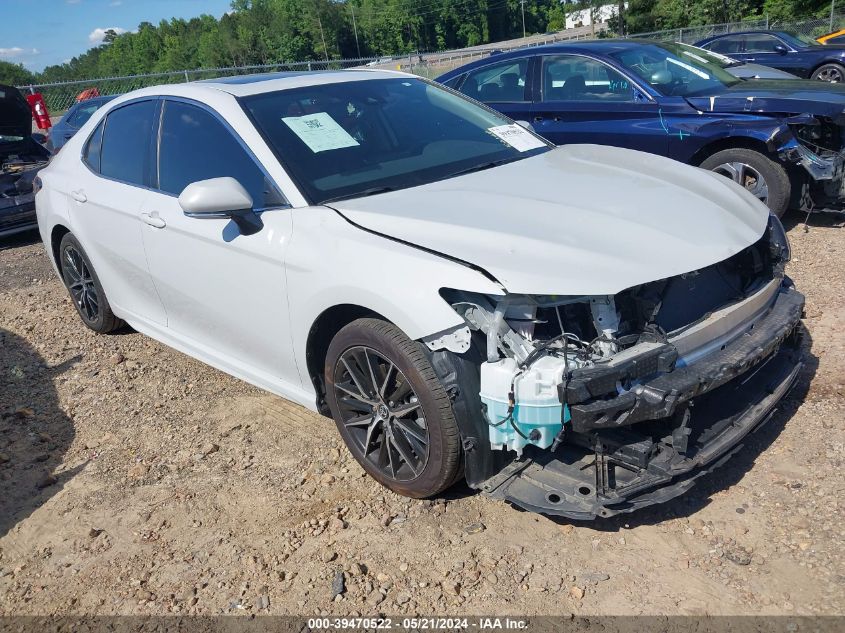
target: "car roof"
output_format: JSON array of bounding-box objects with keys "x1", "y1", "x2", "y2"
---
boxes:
[
  {"x1": 196, "y1": 68, "x2": 410, "y2": 97},
  {"x1": 699, "y1": 30, "x2": 796, "y2": 42},
  {"x1": 436, "y1": 39, "x2": 673, "y2": 79}
]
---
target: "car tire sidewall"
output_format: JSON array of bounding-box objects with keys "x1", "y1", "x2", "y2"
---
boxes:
[
  {"x1": 58, "y1": 234, "x2": 115, "y2": 333},
  {"x1": 699, "y1": 148, "x2": 791, "y2": 218},
  {"x1": 324, "y1": 319, "x2": 461, "y2": 499}
]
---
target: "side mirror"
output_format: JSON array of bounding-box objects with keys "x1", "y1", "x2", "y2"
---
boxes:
[
  {"x1": 178, "y1": 177, "x2": 263, "y2": 236},
  {"x1": 774, "y1": 44, "x2": 788, "y2": 55},
  {"x1": 514, "y1": 120, "x2": 534, "y2": 131}
]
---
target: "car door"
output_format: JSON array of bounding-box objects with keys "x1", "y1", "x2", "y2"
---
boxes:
[
  {"x1": 529, "y1": 53, "x2": 668, "y2": 155},
  {"x1": 456, "y1": 56, "x2": 534, "y2": 122},
  {"x1": 735, "y1": 34, "x2": 800, "y2": 74},
  {"x1": 70, "y1": 99, "x2": 167, "y2": 325},
  {"x1": 138, "y1": 98, "x2": 298, "y2": 386}
]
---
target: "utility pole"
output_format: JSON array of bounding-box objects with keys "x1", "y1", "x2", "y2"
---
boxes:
[
  {"x1": 350, "y1": 4, "x2": 361, "y2": 58},
  {"x1": 831, "y1": 0, "x2": 836, "y2": 32},
  {"x1": 520, "y1": 0, "x2": 527, "y2": 38},
  {"x1": 317, "y1": 14, "x2": 329, "y2": 62}
]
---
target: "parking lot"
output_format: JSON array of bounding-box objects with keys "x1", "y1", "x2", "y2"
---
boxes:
[{"x1": 0, "y1": 212, "x2": 843, "y2": 617}]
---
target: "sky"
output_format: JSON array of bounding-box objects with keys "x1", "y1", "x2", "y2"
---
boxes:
[{"x1": 0, "y1": 0, "x2": 234, "y2": 71}]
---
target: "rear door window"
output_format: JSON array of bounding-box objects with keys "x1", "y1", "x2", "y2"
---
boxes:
[{"x1": 99, "y1": 100, "x2": 156, "y2": 186}]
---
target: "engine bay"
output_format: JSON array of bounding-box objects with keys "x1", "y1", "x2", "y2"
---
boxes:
[{"x1": 434, "y1": 215, "x2": 802, "y2": 517}]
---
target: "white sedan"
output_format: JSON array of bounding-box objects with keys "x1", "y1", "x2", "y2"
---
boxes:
[{"x1": 35, "y1": 70, "x2": 803, "y2": 519}]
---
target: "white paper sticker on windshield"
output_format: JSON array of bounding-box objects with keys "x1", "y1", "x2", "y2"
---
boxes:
[
  {"x1": 282, "y1": 112, "x2": 359, "y2": 153},
  {"x1": 487, "y1": 124, "x2": 546, "y2": 152}
]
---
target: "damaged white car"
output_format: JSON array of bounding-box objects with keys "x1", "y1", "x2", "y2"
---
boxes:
[{"x1": 35, "y1": 71, "x2": 804, "y2": 519}]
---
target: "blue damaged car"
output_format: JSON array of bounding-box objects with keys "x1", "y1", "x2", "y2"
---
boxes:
[
  {"x1": 696, "y1": 31, "x2": 845, "y2": 82},
  {"x1": 437, "y1": 40, "x2": 845, "y2": 216}
]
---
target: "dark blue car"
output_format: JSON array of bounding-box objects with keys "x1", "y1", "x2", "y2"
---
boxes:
[
  {"x1": 437, "y1": 40, "x2": 845, "y2": 215},
  {"x1": 48, "y1": 95, "x2": 116, "y2": 153},
  {"x1": 696, "y1": 31, "x2": 845, "y2": 82}
]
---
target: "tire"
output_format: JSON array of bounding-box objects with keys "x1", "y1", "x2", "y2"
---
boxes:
[
  {"x1": 58, "y1": 233, "x2": 124, "y2": 333},
  {"x1": 699, "y1": 147, "x2": 791, "y2": 217},
  {"x1": 811, "y1": 63, "x2": 845, "y2": 83},
  {"x1": 324, "y1": 318, "x2": 462, "y2": 498}
]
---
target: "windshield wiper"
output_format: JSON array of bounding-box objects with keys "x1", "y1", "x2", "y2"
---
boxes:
[
  {"x1": 321, "y1": 186, "x2": 395, "y2": 205},
  {"x1": 441, "y1": 157, "x2": 519, "y2": 181}
]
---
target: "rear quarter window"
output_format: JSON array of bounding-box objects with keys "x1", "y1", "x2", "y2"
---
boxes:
[{"x1": 82, "y1": 120, "x2": 104, "y2": 173}]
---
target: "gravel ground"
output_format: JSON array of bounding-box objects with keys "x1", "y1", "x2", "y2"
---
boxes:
[{"x1": 0, "y1": 212, "x2": 843, "y2": 617}]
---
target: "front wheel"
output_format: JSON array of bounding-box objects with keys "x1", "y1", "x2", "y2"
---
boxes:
[
  {"x1": 699, "y1": 148, "x2": 791, "y2": 217},
  {"x1": 811, "y1": 63, "x2": 845, "y2": 82},
  {"x1": 324, "y1": 318, "x2": 462, "y2": 498}
]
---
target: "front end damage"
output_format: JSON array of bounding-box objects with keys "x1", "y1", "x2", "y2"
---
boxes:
[
  {"x1": 779, "y1": 115, "x2": 845, "y2": 209},
  {"x1": 433, "y1": 215, "x2": 803, "y2": 519}
]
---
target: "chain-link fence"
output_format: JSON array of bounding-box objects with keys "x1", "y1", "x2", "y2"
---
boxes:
[
  {"x1": 18, "y1": 24, "x2": 607, "y2": 116},
  {"x1": 401, "y1": 23, "x2": 607, "y2": 79},
  {"x1": 628, "y1": 11, "x2": 845, "y2": 44},
  {"x1": 21, "y1": 9, "x2": 844, "y2": 117},
  {"x1": 19, "y1": 57, "x2": 381, "y2": 115}
]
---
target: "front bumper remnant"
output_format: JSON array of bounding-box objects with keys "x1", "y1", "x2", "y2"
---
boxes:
[{"x1": 479, "y1": 287, "x2": 804, "y2": 520}]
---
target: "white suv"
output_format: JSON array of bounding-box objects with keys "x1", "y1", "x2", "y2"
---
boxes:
[{"x1": 35, "y1": 70, "x2": 803, "y2": 519}]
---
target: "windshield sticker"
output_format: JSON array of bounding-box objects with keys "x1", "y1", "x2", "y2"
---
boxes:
[
  {"x1": 282, "y1": 112, "x2": 359, "y2": 153},
  {"x1": 487, "y1": 124, "x2": 546, "y2": 152}
]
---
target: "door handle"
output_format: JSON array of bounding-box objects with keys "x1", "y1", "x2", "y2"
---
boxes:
[
  {"x1": 140, "y1": 212, "x2": 166, "y2": 229},
  {"x1": 70, "y1": 190, "x2": 87, "y2": 203},
  {"x1": 533, "y1": 116, "x2": 544, "y2": 122}
]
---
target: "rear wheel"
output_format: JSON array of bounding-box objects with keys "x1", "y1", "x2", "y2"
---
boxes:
[
  {"x1": 58, "y1": 233, "x2": 124, "y2": 333},
  {"x1": 811, "y1": 63, "x2": 845, "y2": 82},
  {"x1": 699, "y1": 147, "x2": 791, "y2": 217},
  {"x1": 324, "y1": 318, "x2": 462, "y2": 498}
]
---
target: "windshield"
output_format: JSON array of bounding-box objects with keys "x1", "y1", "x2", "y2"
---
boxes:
[
  {"x1": 609, "y1": 42, "x2": 742, "y2": 97},
  {"x1": 777, "y1": 31, "x2": 817, "y2": 48},
  {"x1": 241, "y1": 77, "x2": 550, "y2": 204}
]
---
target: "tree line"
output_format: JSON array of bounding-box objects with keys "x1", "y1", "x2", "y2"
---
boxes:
[{"x1": 0, "y1": 0, "x2": 836, "y2": 86}]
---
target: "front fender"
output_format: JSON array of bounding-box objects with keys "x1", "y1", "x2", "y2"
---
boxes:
[
  {"x1": 669, "y1": 113, "x2": 796, "y2": 162},
  {"x1": 286, "y1": 206, "x2": 504, "y2": 393}
]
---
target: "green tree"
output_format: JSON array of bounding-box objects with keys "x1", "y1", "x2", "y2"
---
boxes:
[{"x1": 0, "y1": 60, "x2": 35, "y2": 86}]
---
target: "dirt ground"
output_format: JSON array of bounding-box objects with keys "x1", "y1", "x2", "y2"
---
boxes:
[{"x1": 1, "y1": 212, "x2": 843, "y2": 618}]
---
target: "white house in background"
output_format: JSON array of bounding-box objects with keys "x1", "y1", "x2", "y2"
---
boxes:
[{"x1": 565, "y1": 3, "x2": 627, "y2": 30}]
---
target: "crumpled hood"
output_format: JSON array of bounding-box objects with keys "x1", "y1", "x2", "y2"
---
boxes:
[
  {"x1": 329, "y1": 145, "x2": 769, "y2": 296},
  {"x1": 686, "y1": 80, "x2": 845, "y2": 122}
]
